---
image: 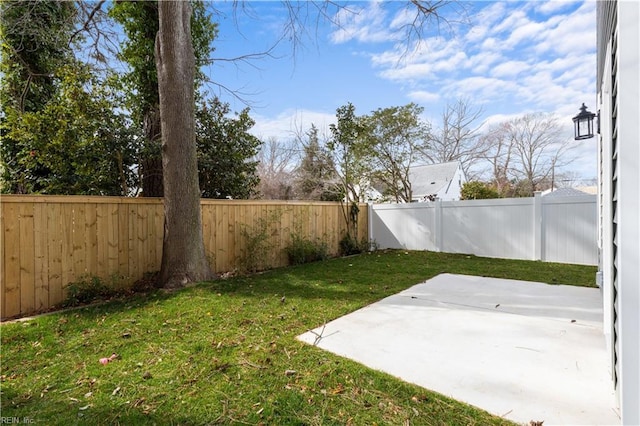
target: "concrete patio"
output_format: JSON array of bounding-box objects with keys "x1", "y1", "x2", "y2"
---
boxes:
[{"x1": 298, "y1": 273, "x2": 620, "y2": 425}]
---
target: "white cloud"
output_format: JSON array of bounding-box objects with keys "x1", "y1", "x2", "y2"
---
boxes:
[
  {"x1": 250, "y1": 109, "x2": 335, "y2": 141},
  {"x1": 360, "y1": 1, "x2": 595, "y2": 119},
  {"x1": 503, "y1": 19, "x2": 546, "y2": 48},
  {"x1": 535, "y1": 1, "x2": 579, "y2": 15},
  {"x1": 468, "y1": 51, "x2": 503, "y2": 74},
  {"x1": 442, "y1": 76, "x2": 521, "y2": 102},
  {"x1": 466, "y1": 2, "x2": 508, "y2": 43},
  {"x1": 407, "y1": 90, "x2": 441, "y2": 104},
  {"x1": 330, "y1": 1, "x2": 394, "y2": 44},
  {"x1": 254, "y1": 1, "x2": 597, "y2": 179},
  {"x1": 490, "y1": 60, "x2": 531, "y2": 78},
  {"x1": 490, "y1": 10, "x2": 529, "y2": 36},
  {"x1": 388, "y1": 7, "x2": 415, "y2": 30},
  {"x1": 533, "y1": 1, "x2": 596, "y2": 56}
]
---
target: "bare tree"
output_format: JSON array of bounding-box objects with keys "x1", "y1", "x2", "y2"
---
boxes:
[
  {"x1": 425, "y1": 98, "x2": 485, "y2": 178},
  {"x1": 478, "y1": 122, "x2": 514, "y2": 195},
  {"x1": 479, "y1": 113, "x2": 577, "y2": 197},
  {"x1": 255, "y1": 137, "x2": 300, "y2": 199},
  {"x1": 507, "y1": 113, "x2": 574, "y2": 194},
  {"x1": 156, "y1": 1, "x2": 212, "y2": 287}
]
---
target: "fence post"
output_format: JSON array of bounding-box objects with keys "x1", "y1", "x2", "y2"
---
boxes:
[
  {"x1": 434, "y1": 199, "x2": 443, "y2": 252},
  {"x1": 534, "y1": 192, "x2": 543, "y2": 261},
  {"x1": 367, "y1": 202, "x2": 374, "y2": 251}
]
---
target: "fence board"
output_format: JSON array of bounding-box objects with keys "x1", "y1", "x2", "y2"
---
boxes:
[
  {"x1": 107, "y1": 203, "x2": 120, "y2": 277},
  {"x1": 19, "y1": 203, "x2": 35, "y2": 314},
  {"x1": 60, "y1": 204, "x2": 74, "y2": 292},
  {"x1": 34, "y1": 203, "x2": 49, "y2": 311},
  {"x1": 118, "y1": 203, "x2": 129, "y2": 281},
  {"x1": 85, "y1": 204, "x2": 98, "y2": 282},
  {"x1": 48, "y1": 203, "x2": 63, "y2": 308},
  {"x1": 0, "y1": 202, "x2": 4, "y2": 318},
  {"x1": 73, "y1": 203, "x2": 87, "y2": 280},
  {"x1": 3, "y1": 203, "x2": 21, "y2": 318},
  {"x1": 95, "y1": 204, "x2": 108, "y2": 279},
  {"x1": 2, "y1": 196, "x2": 367, "y2": 319}
]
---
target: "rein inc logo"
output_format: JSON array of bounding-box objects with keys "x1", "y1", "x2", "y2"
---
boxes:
[{"x1": 0, "y1": 418, "x2": 34, "y2": 424}]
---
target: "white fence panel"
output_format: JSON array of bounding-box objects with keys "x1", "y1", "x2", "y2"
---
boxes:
[
  {"x1": 370, "y1": 203, "x2": 437, "y2": 251},
  {"x1": 440, "y1": 198, "x2": 535, "y2": 260},
  {"x1": 370, "y1": 194, "x2": 597, "y2": 265},
  {"x1": 542, "y1": 196, "x2": 598, "y2": 265}
]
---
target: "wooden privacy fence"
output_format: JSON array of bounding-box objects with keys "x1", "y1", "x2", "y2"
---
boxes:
[{"x1": 0, "y1": 195, "x2": 368, "y2": 319}]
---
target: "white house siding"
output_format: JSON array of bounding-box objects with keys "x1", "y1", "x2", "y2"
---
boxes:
[{"x1": 597, "y1": 1, "x2": 640, "y2": 423}]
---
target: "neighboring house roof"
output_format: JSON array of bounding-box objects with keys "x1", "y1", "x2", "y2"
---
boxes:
[
  {"x1": 543, "y1": 187, "x2": 593, "y2": 197},
  {"x1": 577, "y1": 186, "x2": 597, "y2": 195},
  {"x1": 409, "y1": 161, "x2": 461, "y2": 199}
]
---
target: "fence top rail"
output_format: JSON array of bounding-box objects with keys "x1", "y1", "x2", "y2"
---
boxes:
[
  {"x1": 372, "y1": 202, "x2": 437, "y2": 211},
  {"x1": 371, "y1": 194, "x2": 597, "y2": 210},
  {"x1": 540, "y1": 194, "x2": 597, "y2": 205},
  {"x1": 0, "y1": 194, "x2": 365, "y2": 207},
  {"x1": 0, "y1": 195, "x2": 163, "y2": 204}
]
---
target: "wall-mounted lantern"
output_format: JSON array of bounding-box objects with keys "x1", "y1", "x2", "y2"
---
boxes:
[{"x1": 572, "y1": 103, "x2": 597, "y2": 140}]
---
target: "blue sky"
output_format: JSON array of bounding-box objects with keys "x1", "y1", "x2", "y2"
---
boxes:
[{"x1": 205, "y1": 1, "x2": 597, "y2": 181}]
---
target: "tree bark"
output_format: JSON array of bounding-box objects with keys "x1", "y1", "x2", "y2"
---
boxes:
[{"x1": 156, "y1": 1, "x2": 212, "y2": 288}]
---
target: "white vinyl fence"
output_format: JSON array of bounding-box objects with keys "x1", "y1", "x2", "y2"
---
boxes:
[{"x1": 369, "y1": 194, "x2": 597, "y2": 265}]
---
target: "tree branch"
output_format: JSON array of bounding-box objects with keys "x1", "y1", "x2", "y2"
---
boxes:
[{"x1": 68, "y1": 0, "x2": 106, "y2": 47}]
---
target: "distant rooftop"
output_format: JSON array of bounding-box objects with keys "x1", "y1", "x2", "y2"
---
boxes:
[
  {"x1": 542, "y1": 187, "x2": 594, "y2": 197},
  {"x1": 409, "y1": 161, "x2": 460, "y2": 198}
]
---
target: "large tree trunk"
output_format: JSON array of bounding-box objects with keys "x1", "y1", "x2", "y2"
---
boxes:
[{"x1": 156, "y1": 1, "x2": 212, "y2": 288}]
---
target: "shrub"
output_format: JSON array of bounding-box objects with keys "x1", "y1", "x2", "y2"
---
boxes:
[
  {"x1": 339, "y1": 233, "x2": 369, "y2": 256},
  {"x1": 285, "y1": 233, "x2": 329, "y2": 265},
  {"x1": 62, "y1": 275, "x2": 119, "y2": 307},
  {"x1": 239, "y1": 209, "x2": 282, "y2": 273},
  {"x1": 460, "y1": 181, "x2": 501, "y2": 200}
]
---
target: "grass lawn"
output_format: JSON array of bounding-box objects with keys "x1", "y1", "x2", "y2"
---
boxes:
[{"x1": 1, "y1": 250, "x2": 596, "y2": 425}]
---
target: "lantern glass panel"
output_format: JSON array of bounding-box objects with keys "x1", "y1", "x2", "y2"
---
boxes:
[{"x1": 579, "y1": 119, "x2": 591, "y2": 138}]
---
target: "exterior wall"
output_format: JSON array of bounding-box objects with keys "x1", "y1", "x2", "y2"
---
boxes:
[
  {"x1": 597, "y1": 1, "x2": 640, "y2": 423},
  {"x1": 371, "y1": 195, "x2": 598, "y2": 265},
  {"x1": 436, "y1": 165, "x2": 466, "y2": 201}
]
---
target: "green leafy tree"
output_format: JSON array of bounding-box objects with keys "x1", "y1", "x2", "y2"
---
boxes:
[
  {"x1": 328, "y1": 103, "x2": 372, "y2": 203},
  {"x1": 2, "y1": 64, "x2": 137, "y2": 195},
  {"x1": 196, "y1": 98, "x2": 262, "y2": 199},
  {"x1": 1, "y1": 1, "x2": 75, "y2": 193},
  {"x1": 363, "y1": 103, "x2": 430, "y2": 202},
  {"x1": 0, "y1": 1, "x2": 75, "y2": 113},
  {"x1": 0, "y1": 2, "x2": 136, "y2": 195},
  {"x1": 296, "y1": 125, "x2": 341, "y2": 201},
  {"x1": 328, "y1": 103, "x2": 371, "y2": 247},
  {"x1": 460, "y1": 181, "x2": 501, "y2": 200}
]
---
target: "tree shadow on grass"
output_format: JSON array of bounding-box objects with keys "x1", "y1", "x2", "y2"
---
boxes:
[
  {"x1": 55, "y1": 253, "x2": 424, "y2": 322},
  {"x1": 0, "y1": 395, "x2": 210, "y2": 426}
]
